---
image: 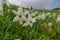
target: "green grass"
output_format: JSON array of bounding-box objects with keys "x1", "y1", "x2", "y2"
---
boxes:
[{"x1": 0, "y1": 4, "x2": 60, "y2": 40}]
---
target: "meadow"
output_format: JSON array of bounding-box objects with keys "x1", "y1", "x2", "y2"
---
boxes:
[{"x1": 0, "y1": 4, "x2": 60, "y2": 40}]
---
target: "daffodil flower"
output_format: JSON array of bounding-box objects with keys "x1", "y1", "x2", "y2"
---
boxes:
[
  {"x1": 41, "y1": 13, "x2": 46, "y2": 20},
  {"x1": 37, "y1": 13, "x2": 46, "y2": 20},
  {"x1": 24, "y1": 10, "x2": 30, "y2": 15},
  {"x1": 31, "y1": 11, "x2": 38, "y2": 16},
  {"x1": 56, "y1": 15, "x2": 60, "y2": 22},
  {"x1": 23, "y1": 14, "x2": 36, "y2": 27},
  {"x1": 52, "y1": 13, "x2": 56, "y2": 18},
  {"x1": 37, "y1": 14, "x2": 42, "y2": 19},
  {"x1": 46, "y1": 13, "x2": 52, "y2": 18},
  {"x1": 13, "y1": 6, "x2": 26, "y2": 24},
  {"x1": 31, "y1": 12, "x2": 37, "y2": 16},
  {"x1": 46, "y1": 13, "x2": 51, "y2": 16},
  {"x1": 34, "y1": 11, "x2": 38, "y2": 14}
]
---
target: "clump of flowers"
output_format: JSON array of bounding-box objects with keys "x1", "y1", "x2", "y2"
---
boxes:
[
  {"x1": 13, "y1": 6, "x2": 37, "y2": 27},
  {"x1": 56, "y1": 15, "x2": 60, "y2": 22},
  {"x1": 13, "y1": 7, "x2": 26, "y2": 24},
  {"x1": 12, "y1": 6, "x2": 59, "y2": 27}
]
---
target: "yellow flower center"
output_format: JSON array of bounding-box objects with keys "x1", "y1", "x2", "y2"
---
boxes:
[
  {"x1": 29, "y1": 20, "x2": 32, "y2": 24},
  {"x1": 18, "y1": 14, "x2": 22, "y2": 18}
]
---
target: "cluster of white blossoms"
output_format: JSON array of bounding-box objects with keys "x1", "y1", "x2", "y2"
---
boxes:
[
  {"x1": 12, "y1": 6, "x2": 60, "y2": 27},
  {"x1": 56, "y1": 15, "x2": 60, "y2": 22},
  {"x1": 13, "y1": 6, "x2": 36, "y2": 27},
  {"x1": 0, "y1": 0, "x2": 60, "y2": 26}
]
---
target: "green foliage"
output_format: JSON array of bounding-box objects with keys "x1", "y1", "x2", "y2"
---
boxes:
[
  {"x1": 0, "y1": 4, "x2": 60, "y2": 40},
  {"x1": 53, "y1": 7, "x2": 60, "y2": 10}
]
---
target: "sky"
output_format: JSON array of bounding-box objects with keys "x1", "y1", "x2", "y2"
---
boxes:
[{"x1": 0, "y1": 0, "x2": 60, "y2": 10}]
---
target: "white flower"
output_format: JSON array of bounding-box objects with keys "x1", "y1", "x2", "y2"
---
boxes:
[
  {"x1": 46, "y1": 12, "x2": 52, "y2": 18},
  {"x1": 56, "y1": 15, "x2": 60, "y2": 22},
  {"x1": 12, "y1": 10, "x2": 17, "y2": 15},
  {"x1": 41, "y1": 13, "x2": 46, "y2": 20},
  {"x1": 37, "y1": 13, "x2": 46, "y2": 20},
  {"x1": 46, "y1": 12, "x2": 51, "y2": 16},
  {"x1": 31, "y1": 12, "x2": 37, "y2": 16},
  {"x1": 13, "y1": 6, "x2": 26, "y2": 24},
  {"x1": 52, "y1": 13, "x2": 56, "y2": 17},
  {"x1": 49, "y1": 15, "x2": 52, "y2": 18},
  {"x1": 37, "y1": 14, "x2": 42, "y2": 19},
  {"x1": 24, "y1": 10, "x2": 29, "y2": 15},
  {"x1": 38, "y1": 13, "x2": 46, "y2": 20},
  {"x1": 48, "y1": 22, "x2": 52, "y2": 27},
  {"x1": 23, "y1": 14, "x2": 36, "y2": 27},
  {"x1": 24, "y1": 10, "x2": 27, "y2": 12},
  {"x1": 34, "y1": 11, "x2": 38, "y2": 14}
]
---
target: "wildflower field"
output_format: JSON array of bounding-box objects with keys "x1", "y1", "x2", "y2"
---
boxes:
[{"x1": 0, "y1": 4, "x2": 60, "y2": 40}]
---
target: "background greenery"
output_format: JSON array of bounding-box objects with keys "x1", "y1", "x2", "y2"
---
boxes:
[{"x1": 0, "y1": 4, "x2": 60, "y2": 40}]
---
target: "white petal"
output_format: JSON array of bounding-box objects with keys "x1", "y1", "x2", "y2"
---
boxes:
[
  {"x1": 23, "y1": 22, "x2": 28, "y2": 26},
  {"x1": 24, "y1": 11, "x2": 29, "y2": 15},
  {"x1": 35, "y1": 11, "x2": 38, "y2": 14},
  {"x1": 56, "y1": 18, "x2": 60, "y2": 22},
  {"x1": 18, "y1": 6, "x2": 23, "y2": 14},
  {"x1": 48, "y1": 22, "x2": 52, "y2": 27},
  {"x1": 33, "y1": 17, "x2": 37, "y2": 20},
  {"x1": 37, "y1": 15, "x2": 41, "y2": 19},
  {"x1": 19, "y1": 20, "x2": 23, "y2": 25},
  {"x1": 30, "y1": 24, "x2": 33, "y2": 27},
  {"x1": 32, "y1": 19, "x2": 36, "y2": 23},
  {"x1": 53, "y1": 13, "x2": 56, "y2": 17},
  {"x1": 46, "y1": 13, "x2": 50, "y2": 16},
  {"x1": 28, "y1": 13, "x2": 32, "y2": 20},
  {"x1": 22, "y1": 16, "x2": 27, "y2": 21},
  {"x1": 13, "y1": 16, "x2": 19, "y2": 22},
  {"x1": 31, "y1": 13, "x2": 35, "y2": 16},
  {"x1": 12, "y1": 10, "x2": 17, "y2": 15}
]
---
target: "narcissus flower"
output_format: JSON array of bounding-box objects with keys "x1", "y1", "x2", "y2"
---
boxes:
[
  {"x1": 37, "y1": 14, "x2": 42, "y2": 19},
  {"x1": 56, "y1": 15, "x2": 60, "y2": 22},
  {"x1": 23, "y1": 14, "x2": 36, "y2": 27},
  {"x1": 46, "y1": 13, "x2": 51, "y2": 16},
  {"x1": 31, "y1": 12, "x2": 37, "y2": 16},
  {"x1": 13, "y1": 6, "x2": 26, "y2": 24},
  {"x1": 37, "y1": 13, "x2": 46, "y2": 20},
  {"x1": 46, "y1": 13, "x2": 53, "y2": 18},
  {"x1": 52, "y1": 13, "x2": 56, "y2": 17},
  {"x1": 24, "y1": 10, "x2": 29, "y2": 15}
]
